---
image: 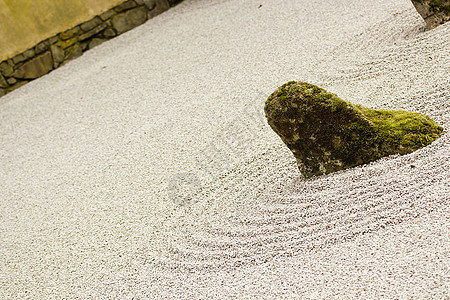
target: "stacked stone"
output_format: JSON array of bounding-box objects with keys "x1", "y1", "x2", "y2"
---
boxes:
[{"x1": 0, "y1": 0, "x2": 182, "y2": 98}]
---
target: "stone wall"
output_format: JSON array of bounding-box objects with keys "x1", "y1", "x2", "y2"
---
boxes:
[
  {"x1": 0, "y1": 0, "x2": 125, "y2": 61},
  {"x1": 0, "y1": 0, "x2": 182, "y2": 98}
]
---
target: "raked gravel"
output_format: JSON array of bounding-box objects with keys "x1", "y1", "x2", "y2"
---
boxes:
[{"x1": 1, "y1": 0, "x2": 449, "y2": 298}]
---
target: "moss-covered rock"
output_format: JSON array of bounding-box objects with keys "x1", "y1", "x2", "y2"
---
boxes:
[
  {"x1": 411, "y1": 0, "x2": 450, "y2": 29},
  {"x1": 265, "y1": 81, "x2": 444, "y2": 178}
]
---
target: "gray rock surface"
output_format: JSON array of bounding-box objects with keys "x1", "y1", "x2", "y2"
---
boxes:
[
  {"x1": 411, "y1": 0, "x2": 450, "y2": 28},
  {"x1": 35, "y1": 40, "x2": 50, "y2": 54},
  {"x1": 12, "y1": 51, "x2": 53, "y2": 79},
  {"x1": 0, "y1": 61, "x2": 14, "y2": 77},
  {"x1": 60, "y1": 26, "x2": 82, "y2": 40},
  {"x1": 103, "y1": 28, "x2": 117, "y2": 38},
  {"x1": 12, "y1": 49, "x2": 34, "y2": 64},
  {"x1": 114, "y1": 0, "x2": 138, "y2": 12},
  {"x1": 65, "y1": 44, "x2": 83, "y2": 61},
  {"x1": 80, "y1": 17, "x2": 103, "y2": 32},
  {"x1": 265, "y1": 81, "x2": 443, "y2": 177},
  {"x1": 0, "y1": 73, "x2": 7, "y2": 88},
  {"x1": 147, "y1": 0, "x2": 170, "y2": 18},
  {"x1": 89, "y1": 38, "x2": 107, "y2": 49},
  {"x1": 78, "y1": 23, "x2": 108, "y2": 41},
  {"x1": 112, "y1": 6, "x2": 148, "y2": 34},
  {"x1": 50, "y1": 45, "x2": 65, "y2": 68},
  {"x1": 99, "y1": 9, "x2": 116, "y2": 21},
  {"x1": 9, "y1": 80, "x2": 28, "y2": 91}
]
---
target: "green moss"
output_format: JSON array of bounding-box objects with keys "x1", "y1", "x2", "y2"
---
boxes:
[
  {"x1": 264, "y1": 97, "x2": 282, "y2": 119},
  {"x1": 429, "y1": 0, "x2": 450, "y2": 14},
  {"x1": 56, "y1": 38, "x2": 76, "y2": 50},
  {"x1": 357, "y1": 107, "x2": 443, "y2": 150}
]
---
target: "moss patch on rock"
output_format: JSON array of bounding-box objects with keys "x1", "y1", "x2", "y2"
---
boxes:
[
  {"x1": 410, "y1": 0, "x2": 450, "y2": 28},
  {"x1": 429, "y1": 0, "x2": 450, "y2": 14},
  {"x1": 265, "y1": 81, "x2": 444, "y2": 178}
]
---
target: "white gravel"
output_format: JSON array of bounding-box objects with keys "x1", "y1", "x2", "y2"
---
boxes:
[{"x1": 1, "y1": 0, "x2": 449, "y2": 298}]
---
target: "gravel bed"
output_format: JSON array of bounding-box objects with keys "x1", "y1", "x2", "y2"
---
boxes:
[{"x1": 0, "y1": 0, "x2": 449, "y2": 298}]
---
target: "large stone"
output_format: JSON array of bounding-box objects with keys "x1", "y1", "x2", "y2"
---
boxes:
[
  {"x1": 13, "y1": 51, "x2": 53, "y2": 79},
  {"x1": 410, "y1": 0, "x2": 450, "y2": 29},
  {"x1": 80, "y1": 17, "x2": 102, "y2": 32},
  {"x1": 0, "y1": 73, "x2": 8, "y2": 88},
  {"x1": 146, "y1": 0, "x2": 170, "y2": 18},
  {"x1": 65, "y1": 44, "x2": 83, "y2": 61},
  {"x1": 35, "y1": 40, "x2": 50, "y2": 54},
  {"x1": 50, "y1": 45, "x2": 65, "y2": 68},
  {"x1": 103, "y1": 28, "x2": 117, "y2": 38},
  {"x1": 114, "y1": 0, "x2": 138, "y2": 12},
  {"x1": 100, "y1": 9, "x2": 116, "y2": 21},
  {"x1": 12, "y1": 49, "x2": 35, "y2": 65},
  {"x1": 12, "y1": 53, "x2": 27, "y2": 65},
  {"x1": 48, "y1": 36, "x2": 59, "y2": 45},
  {"x1": 265, "y1": 81, "x2": 444, "y2": 178},
  {"x1": 24, "y1": 49, "x2": 35, "y2": 59},
  {"x1": 112, "y1": 6, "x2": 147, "y2": 34},
  {"x1": 9, "y1": 80, "x2": 28, "y2": 92},
  {"x1": 89, "y1": 38, "x2": 106, "y2": 49},
  {"x1": 0, "y1": 61, "x2": 14, "y2": 77},
  {"x1": 60, "y1": 26, "x2": 82, "y2": 40},
  {"x1": 78, "y1": 23, "x2": 108, "y2": 41}
]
